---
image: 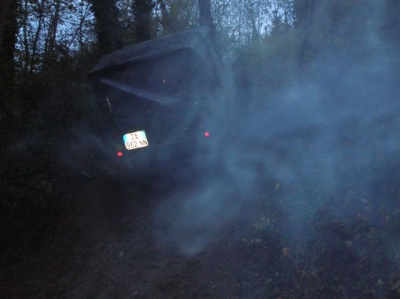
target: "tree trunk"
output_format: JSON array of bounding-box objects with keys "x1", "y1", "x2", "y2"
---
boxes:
[
  {"x1": 157, "y1": 0, "x2": 175, "y2": 34},
  {"x1": 0, "y1": 0, "x2": 13, "y2": 53},
  {"x1": 294, "y1": 0, "x2": 317, "y2": 77},
  {"x1": 0, "y1": 0, "x2": 19, "y2": 141},
  {"x1": 88, "y1": 0, "x2": 122, "y2": 56},
  {"x1": 30, "y1": 1, "x2": 44, "y2": 74},
  {"x1": 43, "y1": 0, "x2": 61, "y2": 67},
  {"x1": 132, "y1": 0, "x2": 155, "y2": 43},
  {"x1": 0, "y1": 0, "x2": 18, "y2": 88},
  {"x1": 197, "y1": 0, "x2": 215, "y2": 43}
]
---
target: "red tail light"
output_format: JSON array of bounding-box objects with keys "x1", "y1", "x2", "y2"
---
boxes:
[
  {"x1": 117, "y1": 151, "x2": 123, "y2": 157},
  {"x1": 204, "y1": 132, "x2": 210, "y2": 137}
]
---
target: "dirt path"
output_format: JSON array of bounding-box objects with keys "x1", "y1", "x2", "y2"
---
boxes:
[{"x1": 1, "y1": 174, "x2": 399, "y2": 299}]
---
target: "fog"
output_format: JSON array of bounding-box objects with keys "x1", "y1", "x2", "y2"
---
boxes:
[{"x1": 154, "y1": 1, "x2": 399, "y2": 258}]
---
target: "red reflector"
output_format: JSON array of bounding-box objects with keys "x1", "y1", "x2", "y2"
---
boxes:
[
  {"x1": 117, "y1": 151, "x2": 123, "y2": 157},
  {"x1": 204, "y1": 132, "x2": 210, "y2": 137}
]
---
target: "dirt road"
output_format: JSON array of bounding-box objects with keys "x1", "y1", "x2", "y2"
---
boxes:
[{"x1": 1, "y1": 172, "x2": 399, "y2": 299}]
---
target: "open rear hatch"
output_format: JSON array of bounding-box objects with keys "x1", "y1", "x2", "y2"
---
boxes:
[{"x1": 88, "y1": 27, "x2": 223, "y2": 170}]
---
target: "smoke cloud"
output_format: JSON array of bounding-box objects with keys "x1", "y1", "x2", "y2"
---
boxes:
[{"x1": 154, "y1": 0, "x2": 399, "y2": 258}]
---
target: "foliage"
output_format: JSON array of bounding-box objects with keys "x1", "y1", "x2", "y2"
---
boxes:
[
  {"x1": 16, "y1": 0, "x2": 95, "y2": 73},
  {"x1": 212, "y1": 0, "x2": 294, "y2": 50},
  {"x1": 0, "y1": 2, "x2": 104, "y2": 259},
  {"x1": 0, "y1": 146, "x2": 59, "y2": 260},
  {"x1": 155, "y1": 0, "x2": 199, "y2": 36},
  {"x1": 231, "y1": 23, "x2": 300, "y2": 113}
]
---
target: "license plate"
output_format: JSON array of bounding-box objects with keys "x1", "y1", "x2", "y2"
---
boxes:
[{"x1": 123, "y1": 130, "x2": 149, "y2": 150}]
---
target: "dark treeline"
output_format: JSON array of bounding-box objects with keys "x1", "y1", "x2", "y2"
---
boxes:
[{"x1": 0, "y1": 0, "x2": 399, "y2": 262}]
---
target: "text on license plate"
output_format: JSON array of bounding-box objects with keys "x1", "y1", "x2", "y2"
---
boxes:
[{"x1": 123, "y1": 130, "x2": 149, "y2": 150}]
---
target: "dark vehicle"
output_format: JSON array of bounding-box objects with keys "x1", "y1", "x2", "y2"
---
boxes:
[{"x1": 88, "y1": 27, "x2": 228, "y2": 177}]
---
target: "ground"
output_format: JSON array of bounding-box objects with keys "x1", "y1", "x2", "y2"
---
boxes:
[{"x1": 0, "y1": 164, "x2": 399, "y2": 299}]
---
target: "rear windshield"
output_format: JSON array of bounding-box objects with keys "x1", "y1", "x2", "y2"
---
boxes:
[{"x1": 98, "y1": 48, "x2": 214, "y2": 117}]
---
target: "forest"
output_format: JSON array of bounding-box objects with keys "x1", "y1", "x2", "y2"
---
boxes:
[{"x1": 1, "y1": 0, "x2": 399, "y2": 298}]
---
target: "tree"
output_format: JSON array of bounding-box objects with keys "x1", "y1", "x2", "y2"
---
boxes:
[
  {"x1": 41, "y1": 0, "x2": 62, "y2": 70},
  {"x1": 198, "y1": 0, "x2": 215, "y2": 41},
  {"x1": 88, "y1": 0, "x2": 122, "y2": 56},
  {"x1": 0, "y1": 0, "x2": 19, "y2": 134},
  {"x1": 0, "y1": 0, "x2": 13, "y2": 53},
  {"x1": 0, "y1": 0, "x2": 18, "y2": 81},
  {"x1": 132, "y1": 0, "x2": 155, "y2": 42},
  {"x1": 293, "y1": 0, "x2": 317, "y2": 75},
  {"x1": 154, "y1": 0, "x2": 198, "y2": 35},
  {"x1": 0, "y1": 0, "x2": 18, "y2": 80}
]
